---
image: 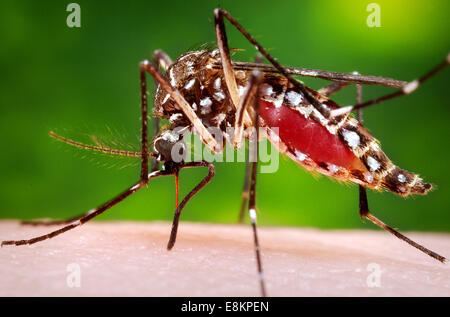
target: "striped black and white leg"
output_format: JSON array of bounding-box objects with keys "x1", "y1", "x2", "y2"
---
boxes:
[
  {"x1": 238, "y1": 54, "x2": 265, "y2": 224},
  {"x1": 247, "y1": 80, "x2": 267, "y2": 296},
  {"x1": 354, "y1": 84, "x2": 446, "y2": 263},
  {"x1": 1, "y1": 171, "x2": 165, "y2": 246},
  {"x1": 331, "y1": 55, "x2": 449, "y2": 116},
  {"x1": 318, "y1": 81, "x2": 350, "y2": 97}
]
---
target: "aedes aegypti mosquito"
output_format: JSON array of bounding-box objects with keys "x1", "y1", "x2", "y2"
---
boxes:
[{"x1": 2, "y1": 9, "x2": 449, "y2": 296}]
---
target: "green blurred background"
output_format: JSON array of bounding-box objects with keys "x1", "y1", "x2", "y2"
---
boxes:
[{"x1": 1, "y1": 0, "x2": 449, "y2": 231}]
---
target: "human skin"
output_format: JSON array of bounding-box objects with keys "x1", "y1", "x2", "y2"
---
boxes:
[{"x1": 0, "y1": 220, "x2": 449, "y2": 297}]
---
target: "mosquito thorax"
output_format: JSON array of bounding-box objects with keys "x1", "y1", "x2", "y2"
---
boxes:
[{"x1": 154, "y1": 49, "x2": 252, "y2": 137}]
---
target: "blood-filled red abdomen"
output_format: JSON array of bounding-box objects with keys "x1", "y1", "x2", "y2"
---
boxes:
[{"x1": 259, "y1": 99, "x2": 360, "y2": 169}]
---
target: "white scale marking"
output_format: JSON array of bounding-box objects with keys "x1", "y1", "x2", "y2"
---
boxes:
[
  {"x1": 402, "y1": 80, "x2": 419, "y2": 94},
  {"x1": 186, "y1": 61, "x2": 194, "y2": 73},
  {"x1": 313, "y1": 109, "x2": 329, "y2": 126},
  {"x1": 169, "y1": 113, "x2": 183, "y2": 122},
  {"x1": 213, "y1": 91, "x2": 225, "y2": 101},
  {"x1": 184, "y1": 78, "x2": 196, "y2": 90},
  {"x1": 398, "y1": 174, "x2": 406, "y2": 183},
  {"x1": 286, "y1": 91, "x2": 303, "y2": 106},
  {"x1": 200, "y1": 97, "x2": 212, "y2": 107},
  {"x1": 238, "y1": 85, "x2": 246, "y2": 97},
  {"x1": 295, "y1": 150, "x2": 307, "y2": 161},
  {"x1": 273, "y1": 94, "x2": 284, "y2": 108},
  {"x1": 249, "y1": 208, "x2": 257, "y2": 222},
  {"x1": 214, "y1": 113, "x2": 226, "y2": 125},
  {"x1": 328, "y1": 164, "x2": 339, "y2": 174},
  {"x1": 214, "y1": 77, "x2": 221, "y2": 90},
  {"x1": 298, "y1": 105, "x2": 313, "y2": 118},
  {"x1": 72, "y1": 220, "x2": 81, "y2": 226},
  {"x1": 131, "y1": 184, "x2": 141, "y2": 191},
  {"x1": 410, "y1": 175, "x2": 419, "y2": 187},
  {"x1": 367, "y1": 156, "x2": 380, "y2": 171},
  {"x1": 326, "y1": 125, "x2": 337, "y2": 135},
  {"x1": 331, "y1": 105, "x2": 353, "y2": 117},
  {"x1": 347, "y1": 118, "x2": 359, "y2": 127},
  {"x1": 364, "y1": 172, "x2": 374, "y2": 183},
  {"x1": 342, "y1": 129, "x2": 360, "y2": 149},
  {"x1": 162, "y1": 93, "x2": 170, "y2": 104},
  {"x1": 169, "y1": 68, "x2": 176, "y2": 87}
]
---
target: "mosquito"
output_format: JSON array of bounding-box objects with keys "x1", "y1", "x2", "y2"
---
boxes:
[{"x1": 2, "y1": 9, "x2": 448, "y2": 297}]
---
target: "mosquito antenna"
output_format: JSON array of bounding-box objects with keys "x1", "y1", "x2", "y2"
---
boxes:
[{"x1": 49, "y1": 131, "x2": 147, "y2": 158}]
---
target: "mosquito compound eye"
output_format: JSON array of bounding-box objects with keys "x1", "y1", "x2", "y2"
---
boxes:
[{"x1": 153, "y1": 130, "x2": 186, "y2": 163}]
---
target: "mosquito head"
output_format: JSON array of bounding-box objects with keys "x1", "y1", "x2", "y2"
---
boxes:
[{"x1": 153, "y1": 129, "x2": 186, "y2": 163}]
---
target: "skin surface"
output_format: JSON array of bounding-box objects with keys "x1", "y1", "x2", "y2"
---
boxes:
[{"x1": 0, "y1": 220, "x2": 449, "y2": 297}]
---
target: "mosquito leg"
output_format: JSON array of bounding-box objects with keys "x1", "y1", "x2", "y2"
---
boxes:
[
  {"x1": 139, "y1": 61, "x2": 152, "y2": 183},
  {"x1": 234, "y1": 70, "x2": 264, "y2": 224},
  {"x1": 223, "y1": 61, "x2": 267, "y2": 294},
  {"x1": 238, "y1": 146, "x2": 251, "y2": 223},
  {"x1": 354, "y1": 85, "x2": 446, "y2": 263},
  {"x1": 2, "y1": 171, "x2": 166, "y2": 247},
  {"x1": 214, "y1": 9, "x2": 253, "y2": 128},
  {"x1": 151, "y1": 117, "x2": 160, "y2": 172},
  {"x1": 21, "y1": 215, "x2": 90, "y2": 227},
  {"x1": 214, "y1": 9, "x2": 240, "y2": 109},
  {"x1": 151, "y1": 50, "x2": 173, "y2": 172},
  {"x1": 234, "y1": 70, "x2": 263, "y2": 148},
  {"x1": 225, "y1": 64, "x2": 268, "y2": 294},
  {"x1": 22, "y1": 60, "x2": 159, "y2": 227},
  {"x1": 247, "y1": 77, "x2": 267, "y2": 297},
  {"x1": 140, "y1": 60, "x2": 220, "y2": 152},
  {"x1": 238, "y1": 55, "x2": 264, "y2": 223},
  {"x1": 358, "y1": 185, "x2": 446, "y2": 263},
  {"x1": 152, "y1": 49, "x2": 172, "y2": 71},
  {"x1": 167, "y1": 161, "x2": 215, "y2": 250},
  {"x1": 318, "y1": 81, "x2": 351, "y2": 97},
  {"x1": 331, "y1": 54, "x2": 449, "y2": 116},
  {"x1": 214, "y1": 8, "x2": 331, "y2": 119}
]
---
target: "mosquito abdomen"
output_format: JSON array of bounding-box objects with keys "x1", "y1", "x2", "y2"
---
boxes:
[{"x1": 260, "y1": 98, "x2": 432, "y2": 197}]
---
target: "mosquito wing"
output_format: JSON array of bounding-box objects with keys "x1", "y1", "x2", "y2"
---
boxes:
[{"x1": 212, "y1": 61, "x2": 408, "y2": 88}]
